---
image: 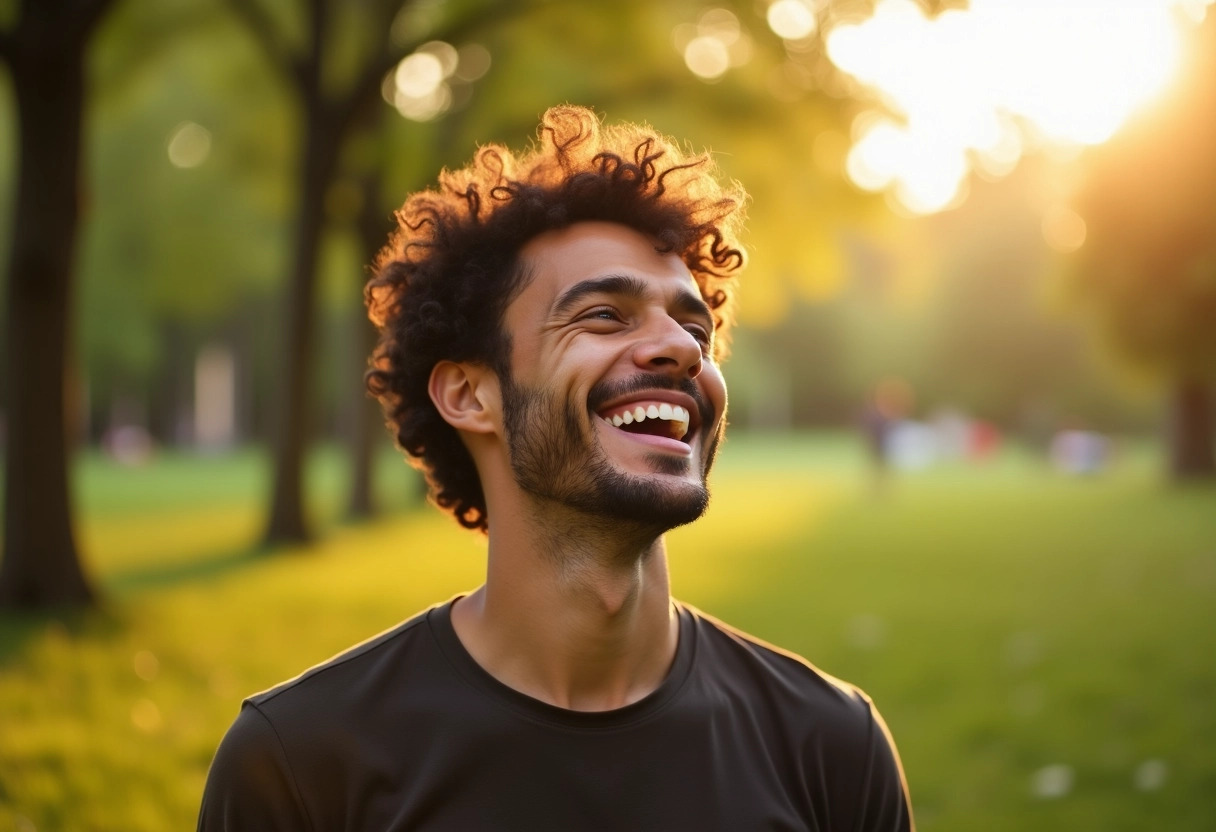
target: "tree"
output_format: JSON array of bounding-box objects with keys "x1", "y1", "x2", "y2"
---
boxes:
[
  {"x1": 224, "y1": 0, "x2": 520, "y2": 545},
  {"x1": 0, "y1": 0, "x2": 120, "y2": 607},
  {"x1": 345, "y1": 124, "x2": 393, "y2": 520},
  {"x1": 1069, "y1": 15, "x2": 1216, "y2": 477}
]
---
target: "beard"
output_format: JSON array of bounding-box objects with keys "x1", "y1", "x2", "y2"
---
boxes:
[{"x1": 500, "y1": 371, "x2": 720, "y2": 534}]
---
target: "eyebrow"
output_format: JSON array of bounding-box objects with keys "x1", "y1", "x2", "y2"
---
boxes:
[{"x1": 551, "y1": 273, "x2": 714, "y2": 327}]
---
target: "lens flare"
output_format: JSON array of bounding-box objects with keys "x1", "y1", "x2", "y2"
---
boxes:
[{"x1": 825, "y1": 0, "x2": 1214, "y2": 213}]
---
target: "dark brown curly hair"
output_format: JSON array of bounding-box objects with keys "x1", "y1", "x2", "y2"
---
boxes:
[{"x1": 365, "y1": 105, "x2": 747, "y2": 532}]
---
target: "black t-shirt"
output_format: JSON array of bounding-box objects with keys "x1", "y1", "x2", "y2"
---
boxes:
[{"x1": 198, "y1": 600, "x2": 913, "y2": 831}]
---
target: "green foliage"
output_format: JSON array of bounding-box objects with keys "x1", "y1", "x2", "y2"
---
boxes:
[
  {"x1": 1067, "y1": 16, "x2": 1216, "y2": 380},
  {"x1": 1, "y1": 435, "x2": 1213, "y2": 830},
  {"x1": 79, "y1": 1, "x2": 291, "y2": 393}
]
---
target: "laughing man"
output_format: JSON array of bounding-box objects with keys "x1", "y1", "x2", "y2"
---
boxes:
[{"x1": 198, "y1": 106, "x2": 914, "y2": 831}]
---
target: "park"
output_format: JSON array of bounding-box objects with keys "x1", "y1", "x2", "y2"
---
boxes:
[{"x1": 2, "y1": 0, "x2": 1215, "y2": 829}]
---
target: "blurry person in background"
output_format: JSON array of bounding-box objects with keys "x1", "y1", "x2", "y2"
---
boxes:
[
  {"x1": 198, "y1": 106, "x2": 914, "y2": 831},
  {"x1": 861, "y1": 376, "x2": 914, "y2": 488}
]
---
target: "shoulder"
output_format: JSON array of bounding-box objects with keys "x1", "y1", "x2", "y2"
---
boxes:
[
  {"x1": 198, "y1": 703, "x2": 312, "y2": 830},
  {"x1": 198, "y1": 601, "x2": 455, "y2": 829},
  {"x1": 684, "y1": 602, "x2": 869, "y2": 717},
  {"x1": 248, "y1": 600, "x2": 441, "y2": 718},
  {"x1": 682, "y1": 603, "x2": 914, "y2": 831}
]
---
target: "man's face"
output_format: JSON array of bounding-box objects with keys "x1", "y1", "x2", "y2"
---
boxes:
[{"x1": 497, "y1": 221, "x2": 727, "y2": 532}]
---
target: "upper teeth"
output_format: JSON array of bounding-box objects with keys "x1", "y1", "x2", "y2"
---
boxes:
[{"x1": 603, "y1": 403, "x2": 691, "y2": 439}]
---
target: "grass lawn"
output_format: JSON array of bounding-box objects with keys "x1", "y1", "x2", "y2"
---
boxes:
[{"x1": 0, "y1": 433, "x2": 1213, "y2": 830}]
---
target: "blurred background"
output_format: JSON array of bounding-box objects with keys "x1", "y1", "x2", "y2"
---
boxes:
[{"x1": 1, "y1": 0, "x2": 1214, "y2": 829}]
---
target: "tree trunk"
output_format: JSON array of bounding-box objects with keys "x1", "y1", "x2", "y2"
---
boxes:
[
  {"x1": 262, "y1": 113, "x2": 338, "y2": 546},
  {"x1": 345, "y1": 171, "x2": 392, "y2": 520},
  {"x1": 1168, "y1": 377, "x2": 1216, "y2": 479},
  {"x1": 345, "y1": 310, "x2": 382, "y2": 520},
  {"x1": 0, "y1": 8, "x2": 104, "y2": 607}
]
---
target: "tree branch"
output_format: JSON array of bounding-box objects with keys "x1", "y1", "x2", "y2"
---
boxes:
[
  {"x1": 223, "y1": 0, "x2": 301, "y2": 88},
  {"x1": 303, "y1": 0, "x2": 325, "y2": 96},
  {"x1": 74, "y1": 0, "x2": 119, "y2": 38}
]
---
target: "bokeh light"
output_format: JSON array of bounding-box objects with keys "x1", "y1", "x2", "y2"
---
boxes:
[
  {"x1": 395, "y1": 52, "x2": 444, "y2": 99},
  {"x1": 130, "y1": 698, "x2": 163, "y2": 734},
  {"x1": 133, "y1": 650, "x2": 160, "y2": 682},
  {"x1": 766, "y1": 0, "x2": 817, "y2": 41},
  {"x1": 1041, "y1": 204, "x2": 1088, "y2": 253},
  {"x1": 674, "y1": 8, "x2": 753, "y2": 82},
  {"x1": 1031, "y1": 763, "x2": 1075, "y2": 799},
  {"x1": 684, "y1": 35, "x2": 731, "y2": 80},
  {"x1": 1133, "y1": 758, "x2": 1169, "y2": 791},
  {"x1": 454, "y1": 43, "x2": 492, "y2": 82},
  {"x1": 386, "y1": 40, "x2": 484, "y2": 122},
  {"x1": 825, "y1": 0, "x2": 1215, "y2": 214},
  {"x1": 166, "y1": 121, "x2": 211, "y2": 169}
]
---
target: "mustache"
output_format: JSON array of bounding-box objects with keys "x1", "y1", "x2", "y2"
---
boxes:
[{"x1": 587, "y1": 373, "x2": 716, "y2": 432}]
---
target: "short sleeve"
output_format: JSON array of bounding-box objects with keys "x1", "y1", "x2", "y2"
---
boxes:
[
  {"x1": 197, "y1": 703, "x2": 313, "y2": 832},
  {"x1": 851, "y1": 701, "x2": 914, "y2": 832}
]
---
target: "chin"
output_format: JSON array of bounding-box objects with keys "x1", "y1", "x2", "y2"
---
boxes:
[{"x1": 591, "y1": 470, "x2": 710, "y2": 531}]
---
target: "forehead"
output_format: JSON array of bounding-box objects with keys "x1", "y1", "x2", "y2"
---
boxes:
[{"x1": 515, "y1": 221, "x2": 699, "y2": 310}]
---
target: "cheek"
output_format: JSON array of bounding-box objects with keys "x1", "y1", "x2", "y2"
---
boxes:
[
  {"x1": 523, "y1": 343, "x2": 622, "y2": 410},
  {"x1": 563, "y1": 338, "x2": 633, "y2": 383},
  {"x1": 699, "y1": 367, "x2": 728, "y2": 426}
]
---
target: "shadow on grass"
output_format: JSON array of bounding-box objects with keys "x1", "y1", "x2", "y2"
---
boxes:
[
  {"x1": 103, "y1": 545, "x2": 265, "y2": 595},
  {"x1": 0, "y1": 543, "x2": 310, "y2": 664},
  {"x1": 0, "y1": 603, "x2": 126, "y2": 666}
]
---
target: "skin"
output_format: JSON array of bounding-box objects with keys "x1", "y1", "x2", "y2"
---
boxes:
[{"x1": 428, "y1": 221, "x2": 727, "y2": 712}]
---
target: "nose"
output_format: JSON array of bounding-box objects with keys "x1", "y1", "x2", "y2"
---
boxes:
[{"x1": 632, "y1": 315, "x2": 704, "y2": 378}]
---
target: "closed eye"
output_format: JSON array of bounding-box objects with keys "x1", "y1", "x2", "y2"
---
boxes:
[
  {"x1": 684, "y1": 323, "x2": 712, "y2": 349},
  {"x1": 582, "y1": 306, "x2": 624, "y2": 323}
]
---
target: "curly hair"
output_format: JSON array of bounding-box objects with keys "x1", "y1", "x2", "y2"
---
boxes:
[{"x1": 365, "y1": 105, "x2": 747, "y2": 532}]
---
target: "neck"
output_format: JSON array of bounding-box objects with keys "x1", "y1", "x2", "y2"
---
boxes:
[{"x1": 451, "y1": 497, "x2": 679, "y2": 712}]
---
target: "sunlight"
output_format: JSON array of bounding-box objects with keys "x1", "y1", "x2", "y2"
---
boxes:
[
  {"x1": 1041, "y1": 204, "x2": 1088, "y2": 253},
  {"x1": 846, "y1": 116, "x2": 970, "y2": 213},
  {"x1": 825, "y1": 0, "x2": 1214, "y2": 214}
]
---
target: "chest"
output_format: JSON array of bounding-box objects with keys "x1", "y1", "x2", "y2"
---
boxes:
[{"x1": 316, "y1": 698, "x2": 820, "y2": 831}]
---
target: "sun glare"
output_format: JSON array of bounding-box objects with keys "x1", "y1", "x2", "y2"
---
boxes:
[{"x1": 825, "y1": 0, "x2": 1214, "y2": 214}]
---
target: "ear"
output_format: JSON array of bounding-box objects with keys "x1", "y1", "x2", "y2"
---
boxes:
[{"x1": 428, "y1": 360, "x2": 500, "y2": 435}]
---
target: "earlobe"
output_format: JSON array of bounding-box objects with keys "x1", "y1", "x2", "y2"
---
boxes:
[{"x1": 428, "y1": 361, "x2": 499, "y2": 434}]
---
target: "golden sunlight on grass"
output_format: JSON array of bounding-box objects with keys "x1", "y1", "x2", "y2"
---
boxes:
[{"x1": 667, "y1": 468, "x2": 848, "y2": 605}]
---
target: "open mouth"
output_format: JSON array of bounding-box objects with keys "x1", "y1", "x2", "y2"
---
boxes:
[{"x1": 597, "y1": 401, "x2": 691, "y2": 442}]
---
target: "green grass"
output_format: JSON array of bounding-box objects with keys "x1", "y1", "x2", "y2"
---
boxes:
[{"x1": 1, "y1": 433, "x2": 1213, "y2": 831}]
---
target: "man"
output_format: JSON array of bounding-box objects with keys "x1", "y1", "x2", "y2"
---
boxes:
[{"x1": 199, "y1": 106, "x2": 914, "y2": 831}]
